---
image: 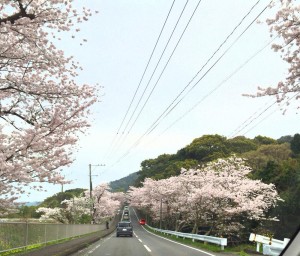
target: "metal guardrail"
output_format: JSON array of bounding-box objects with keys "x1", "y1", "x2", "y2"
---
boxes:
[
  {"x1": 146, "y1": 225, "x2": 227, "y2": 250},
  {"x1": 263, "y1": 244, "x2": 286, "y2": 256},
  {"x1": 249, "y1": 233, "x2": 290, "y2": 255},
  {"x1": 0, "y1": 222, "x2": 106, "y2": 253}
]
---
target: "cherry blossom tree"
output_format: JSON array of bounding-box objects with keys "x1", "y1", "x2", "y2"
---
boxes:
[
  {"x1": 91, "y1": 183, "x2": 124, "y2": 223},
  {"x1": 248, "y1": 0, "x2": 300, "y2": 109},
  {"x1": 0, "y1": 1, "x2": 98, "y2": 204},
  {"x1": 129, "y1": 156, "x2": 281, "y2": 237},
  {"x1": 36, "y1": 207, "x2": 70, "y2": 223},
  {"x1": 37, "y1": 183, "x2": 124, "y2": 223}
]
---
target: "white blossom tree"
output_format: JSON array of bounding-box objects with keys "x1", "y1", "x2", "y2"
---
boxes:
[
  {"x1": 129, "y1": 156, "x2": 281, "y2": 237},
  {"x1": 91, "y1": 183, "x2": 124, "y2": 223},
  {"x1": 0, "y1": 0, "x2": 98, "y2": 206},
  {"x1": 248, "y1": 0, "x2": 300, "y2": 109},
  {"x1": 37, "y1": 184, "x2": 124, "y2": 224}
]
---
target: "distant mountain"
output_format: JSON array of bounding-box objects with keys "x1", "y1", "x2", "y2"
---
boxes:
[
  {"x1": 21, "y1": 201, "x2": 41, "y2": 206},
  {"x1": 109, "y1": 172, "x2": 139, "y2": 192}
]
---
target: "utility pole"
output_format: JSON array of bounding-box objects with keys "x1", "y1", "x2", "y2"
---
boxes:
[
  {"x1": 160, "y1": 198, "x2": 163, "y2": 229},
  {"x1": 89, "y1": 163, "x2": 92, "y2": 200},
  {"x1": 89, "y1": 163, "x2": 105, "y2": 224}
]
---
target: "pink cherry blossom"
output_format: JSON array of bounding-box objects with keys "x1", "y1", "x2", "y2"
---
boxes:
[{"x1": 0, "y1": 0, "x2": 98, "y2": 208}]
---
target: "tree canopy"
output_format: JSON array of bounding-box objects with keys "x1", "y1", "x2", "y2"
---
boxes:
[{"x1": 0, "y1": 0, "x2": 98, "y2": 212}]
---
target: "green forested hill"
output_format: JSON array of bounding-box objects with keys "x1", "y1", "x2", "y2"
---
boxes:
[
  {"x1": 109, "y1": 172, "x2": 139, "y2": 192},
  {"x1": 135, "y1": 134, "x2": 280, "y2": 185}
]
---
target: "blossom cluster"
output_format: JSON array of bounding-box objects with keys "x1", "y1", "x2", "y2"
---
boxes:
[{"x1": 128, "y1": 156, "x2": 281, "y2": 236}]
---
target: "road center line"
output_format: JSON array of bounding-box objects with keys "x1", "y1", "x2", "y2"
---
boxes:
[
  {"x1": 144, "y1": 244, "x2": 151, "y2": 252},
  {"x1": 138, "y1": 238, "x2": 143, "y2": 243}
]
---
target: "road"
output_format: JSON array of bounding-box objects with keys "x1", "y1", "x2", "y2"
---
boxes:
[{"x1": 70, "y1": 208, "x2": 217, "y2": 256}]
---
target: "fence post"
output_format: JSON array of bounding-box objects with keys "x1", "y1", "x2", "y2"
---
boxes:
[
  {"x1": 25, "y1": 221, "x2": 29, "y2": 250},
  {"x1": 57, "y1": 224, "x2": 59, "y2": 240},
  {"x1": 44, "y1": 224, "x2": 48, "y2": 245}
]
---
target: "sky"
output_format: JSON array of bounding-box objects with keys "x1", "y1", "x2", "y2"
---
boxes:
[{"x1": 19, "y1": 0, "x2": 299, "y2": 202}]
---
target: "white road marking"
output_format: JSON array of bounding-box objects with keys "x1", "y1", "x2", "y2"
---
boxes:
[
  {"x1": 138, "y1": 238, "x2": 143, "y2": 243},
  {"x1": 144, "y1": 244, "x2": 151, "y2": 252},
  {"x1": 141, "y1": 225, "x2": 217, "y2": 256},
  {"x1": 86, "y1": 233, "x2": 114, "y2": 254}
]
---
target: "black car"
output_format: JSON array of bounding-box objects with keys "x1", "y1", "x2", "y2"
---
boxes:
[{"x1": 116, "y1": 221, "x2": 133, "y2": 237}]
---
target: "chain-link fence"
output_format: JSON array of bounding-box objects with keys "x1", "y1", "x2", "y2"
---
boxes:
[{"x1": 0, "y1": 222, "x2": 106, "y2": 253}]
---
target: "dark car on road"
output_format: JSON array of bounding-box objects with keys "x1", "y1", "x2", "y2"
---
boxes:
[{"x1": 116, "y1": 221, "x2": 133, "y2": 237}]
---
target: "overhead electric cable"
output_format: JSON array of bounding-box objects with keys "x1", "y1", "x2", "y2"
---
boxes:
[
  {"x1": 111, "y1": 0, "x2": 201, "y2": 162},
  {"x1": 144, "y1": 0, "x2": 263, "y2": 136},
  {"x1": 241, "y1": 91, "x2": 300, "y2": 136},
  {"x1": 112, "y1": 0, "x2": 201, "y2": 158},
  {"x1": 121, "y1": 0, "x2": 190, "y2": 136},
  {"x1": 104, "y1": 0, "x2": 176, "y2": 159},
  {"x1": 157, "y1": 36, "x2": 277, "y2": 139},
  {"x1": 110, "y1": 0, "x2": 190, "y2": 157},
  {"x1": 126, "y1": 0, "x2": 202, "y2": 135},
  {"x1": 112, "y1": 0, "x2": 273, "y2": 166}
]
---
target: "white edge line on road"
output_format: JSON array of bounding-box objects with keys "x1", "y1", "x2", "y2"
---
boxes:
[
  {"x1": 144, "y1": 244, "x2": 151, "y2": 252},
  {"x1": 87, "y1": 232, "x2": 114, "y2": 254},
  {"x1": 132, "y1": 208, "x2": 216, "y2": 256},
  {"x1": 142, "y1": 225, "x2": 217, "y2": 256}
]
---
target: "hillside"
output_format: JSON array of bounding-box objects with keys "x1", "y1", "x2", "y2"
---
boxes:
[{"x1": 109, "y1": 172, "x2": 139, "y2": 192}]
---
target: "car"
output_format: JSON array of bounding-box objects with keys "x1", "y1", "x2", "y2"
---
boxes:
[
  {"x1": 116, "y1": 221, "x2": 133, "y2": 237},
  {"x1": 122, "y1": 214, "x2": 130, "y2": 220},
  {"x1": 139, "y1": 219, "x2": 146, "y2": 225}
]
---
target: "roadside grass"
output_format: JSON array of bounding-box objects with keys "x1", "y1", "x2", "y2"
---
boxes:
[{"x1": 143, "y1": 225, "x2": 257, "y2": 256}]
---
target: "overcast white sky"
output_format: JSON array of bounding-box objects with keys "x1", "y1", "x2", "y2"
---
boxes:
[{"x1": 20, "y1": 0, "x2": 299, "y2": 202}]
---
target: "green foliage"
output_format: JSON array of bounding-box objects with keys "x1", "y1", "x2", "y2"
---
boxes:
[
  {"x1": 40, "y1": 188, "x2": 86, "y2": 208},
  {"x1": 182, "y1": 134, "x2": 229, "y2": 162},
  {"x1": 277, "y1": 135, "x2": 293, "y2": 144},
  {"x1": 291, "y1": 133, "x2": 300, "y2": 155},
  {"x1": 243, "y1": 143, "x2": 292, "y2": 171},
  {"x1": 254, "y1": 135, "x2": 277, "y2": 145},
  {"x1": 227, "y1": 136, "x2": 258, "y2": 154},
  {"x1": 109, "y1": 172, "x2": 139, "y2": 192}
]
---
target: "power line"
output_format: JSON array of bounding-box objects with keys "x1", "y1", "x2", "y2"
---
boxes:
[
  {"x1": 112, "y1": 0, "x2": 202, "y2": 158},
  {"x1": 111, "y1": 0, "x2": 203, "y2": 165},
  {"x1": 104, "y1": 0, "x2": 176, "y2": 159},
  {"x1": 126, "y1": 0, "x2": 202, "y2": 135},
  {"x1": 144, "y1": 0, "x2": 263, "y2": 136},
  {"x1": 121, "y1": 0, "x2": 190, "y2": 135},
  {"x1": 111, "y1": 1, "x2": 272, "y2": 166},
  {"x1": 109, "y1": 0, "x2": 190, "y2": 158},
  {"x1": 158, "y1": 36, "x2": 277, "y2": 139},
  {"x1": 237, "y1": 92, "x2": 300, "y2": 137}
]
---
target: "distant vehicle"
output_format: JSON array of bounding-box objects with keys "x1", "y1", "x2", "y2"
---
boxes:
[
  {"x1": 139, "y1": 219, "x2": 146, "y2": 225},
  {"x1": 122, "y1": 214, "x2": 130, "y2": 220},
  {"x1": 124, "y1": 206, "x2": 129, "y2": 209},
  {"x1": 124, "y1": 209, "x2": 129, "y2": 214},
  {"x1": 116, "y1": 221, "x2": 133, "y2": 237}
]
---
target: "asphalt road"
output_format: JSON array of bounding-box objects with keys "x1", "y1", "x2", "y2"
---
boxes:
[{"x1": 70, "y1": 208, "x2": 217, "y2": 256}]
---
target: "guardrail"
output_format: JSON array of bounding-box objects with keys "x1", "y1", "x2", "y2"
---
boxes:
[
  {"x1": 249, "y1": 233, "x2": 290, "y2": 255},
  {"x1": 0, "y1": 221, "x2": 107, "y2": 254},
  {"x1": 146, "y1": 225, "x2": 227, "y2": 250}
]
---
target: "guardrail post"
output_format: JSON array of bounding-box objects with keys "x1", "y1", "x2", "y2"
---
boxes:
[{"x1": 256, "y1": 242, "x2": 261, "y2": 252}]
